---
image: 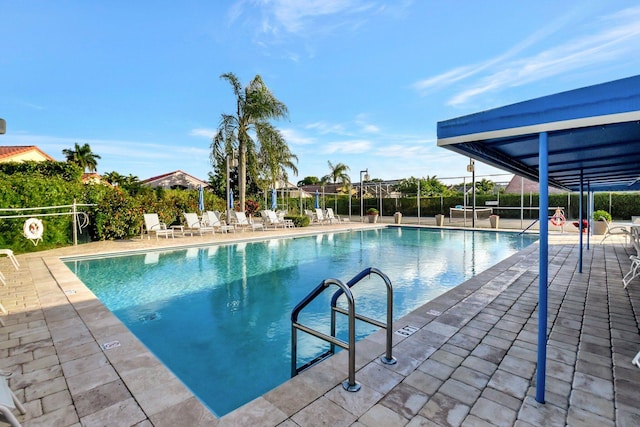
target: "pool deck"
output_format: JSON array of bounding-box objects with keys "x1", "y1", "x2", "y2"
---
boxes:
[{"x1": 1, "y1": 219, "x2": 639, "y2": 426}]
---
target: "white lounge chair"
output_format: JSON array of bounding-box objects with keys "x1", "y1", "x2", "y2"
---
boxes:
[
  {"x1": 0, "y1": 372, "x2": 26, "y2": 427},
  {"x1": 183, "y1": 213, "x2": 215, "y2": 236},
  {"x1": 231, "y1": 211, "x2": 264, "y2": 231},
  {"x1": 326, "y1": 208, "x2": 347, "y2": 224},
  {"x1": 261, "y1": 210, "x2": 293, "y2": 229},
  {"x1": 143, "y1": 214, "x2": 174, "y2": 240},
  {"x1": 203, "y1": 211, "x2": 235, "y2": 233},
  {"x1": 599, "y1": 218, "x2": 631, "y2": 244},
  {"x1": 633, "y1": 350, "x2": 640, "y2": 368},
  {"x1": 315, "y1": 208, "x2": 330, "y2": 225},
  {"x1": 0, "y1": 250, "x2": 19, "y2": 271}
]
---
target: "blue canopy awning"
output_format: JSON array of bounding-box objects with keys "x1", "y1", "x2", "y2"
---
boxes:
[{"x1": 437, "y1": 74, "x2": 640, "y2": 192}]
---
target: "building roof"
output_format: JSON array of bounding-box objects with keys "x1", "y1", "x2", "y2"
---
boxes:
[
  {"x1": 0, "y1": 146, "x2": 56, "y2": 162},
  {"x1": 142, "y1": 170, "x2": 208, "y2": 189}
]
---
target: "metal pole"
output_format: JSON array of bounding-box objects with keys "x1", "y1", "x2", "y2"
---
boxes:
[
  {"x1": 226, "y1": 155, "x2": 230, "y2": 225},
  {"x1": 536, "y1": 131, "x2": 548, "y2": 404},
  {"x1": 72, "y1": 199, "x2": 78, "y2": 246}
]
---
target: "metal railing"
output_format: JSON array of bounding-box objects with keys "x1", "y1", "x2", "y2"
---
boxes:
[{"x1": 291, "y1": 267, "x2": 396, "y2": 392}]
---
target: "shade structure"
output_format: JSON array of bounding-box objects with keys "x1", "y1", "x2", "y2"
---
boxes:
[
  {"x1": 271, "y1": 188, "x2": 277, "y2": 210},
  {"x1": 315, "y1": 190, "x2": 319, "y2": 209},
  {"x1": 198, "y1": 185, "x2": 205, "y2": 212},
  {"x1": 436, "y1": 74, "x2": 640, "y2": 405}
]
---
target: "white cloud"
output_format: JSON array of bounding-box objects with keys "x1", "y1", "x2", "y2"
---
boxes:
[
  {"x1": 281, "y1": 128, "x2": 315, "y2": 145},
  {"x1": 322, "y1": 140, "x2": 371, "y2": 154},
  {"x1": 189, "y1": 128, "x2": 217, "y2": 138},
  {"x1": 413, "y1": 5, "x2": 640, "y2": 106}
]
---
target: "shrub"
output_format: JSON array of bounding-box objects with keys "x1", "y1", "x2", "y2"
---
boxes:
[
  {"x1": 592, "y1": 210, "x2": 612, "y2": 222},
  {"x1": 366, "y1": 207, "x2": 379, "y2": 215},
  {"x1": 285, "y1": 215, "x2": 310, "y2": 227}
]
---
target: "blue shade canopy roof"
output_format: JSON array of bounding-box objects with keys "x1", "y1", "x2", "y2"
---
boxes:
[{"x1": 437, "y1": 75, "x2": 640, "y2": 192}]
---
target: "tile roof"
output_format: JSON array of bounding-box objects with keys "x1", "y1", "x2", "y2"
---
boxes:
[{"x1": 0, "y1": 145, "x2": 55, "y2": 161}]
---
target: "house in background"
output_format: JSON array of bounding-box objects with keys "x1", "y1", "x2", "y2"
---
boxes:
[
  {"x1": 142, "y1": 170, "x2": 208, "y2": 190},
  {"x1": 504, "y1": 176, "x2": 566, "y2": 194},
  {"x1": 0, "y1": 146, "x2": 55, "y2": 163}
]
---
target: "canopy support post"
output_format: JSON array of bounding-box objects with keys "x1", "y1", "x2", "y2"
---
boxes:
[{"x1": 536, "y1": 131, "x2": 548, "y2": 404}]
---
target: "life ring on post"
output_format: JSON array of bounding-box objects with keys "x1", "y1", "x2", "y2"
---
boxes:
[
  {"x1": 550, "y1": 211, "x2": 566, "y2": 227},
  {"x1": 23, "y1": 218, "x2": 44, "y2": 245}
]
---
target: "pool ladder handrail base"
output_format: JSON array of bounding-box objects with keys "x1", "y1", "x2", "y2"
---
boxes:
[{"x1": 291, "y1": 267, "x2": 395, "y2": 392}]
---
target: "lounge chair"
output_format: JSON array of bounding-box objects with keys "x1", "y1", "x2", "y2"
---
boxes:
[
  {"x1": 326, "y1": 208, "x2": 347, "y2": 224},
  {"x1": 143, "y1": 214, "x2": 174, "y2": 240},
  {"x1": 231, "y1": 211, "x2": 264, "y2": 231},
  {"x1": 183, "y1": 213, "x2": 215, "y2": 236},
  {"x1": 0, "y1": 250, "x2": 19, "y2": 271},
  {"x1": 315, "y1": 208, "x2": 330, "y2": 225},
  {"x1": 261, "y1": 210, "x2": 293, "y2": 229},
  {"x1": 0, "y1": 371, "x2": 26, "y2": 427},
  {"x1": 599, "y1": 218, "x2": 630, "y2": 244},
  {"x1": 633, "y1": 350, "x2": 640, "y2": 368},
  {"x1": 203, "y1": 211, "x2": 235, "y2": 233}
]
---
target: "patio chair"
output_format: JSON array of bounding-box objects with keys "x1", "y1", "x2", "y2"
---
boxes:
[
  {"x1": 599, "y1": 218, "x2": 631, "y2": 244},
  {"x1": 315, "y1": 208, "x2": 330, "y2": 225},
  {"x1": 262, "y1": 210, "x2": 293, "y2": 229},
  {"x1": 231, "y1": 211, "x2": 264, "y2": 231},
  {"x1": 183, "y1": 213, "x2": 215, "y2": 236},
  {"x1": 203, "y1": 211, "x2": 235, "y2": 233},
  {"x1": 326, "y1": 208, "x2": 347, "y2": 223},
  {"x1": 0, "y1": 372, "x2": 26, "y2": 427},
  {"x1": 633, "y1": 350, "x2": 640, "y2": 368},
  {"x1": 0, "y1": 250, "x2": 19, "y2": 271},
  {"x1": 143, "y1": 214, "x2": 174, "y2": 240}
]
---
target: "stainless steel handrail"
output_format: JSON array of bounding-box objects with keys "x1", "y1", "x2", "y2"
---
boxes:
[
  {"x1": 330, "y1": 267, "x2": 396, "y2": 366},
  {"x1": 291, "y1": 267, "x2": 396, "y2": 393},
  {"x1": 291, "y1": 278, "x2": 360, "y2": 391}
]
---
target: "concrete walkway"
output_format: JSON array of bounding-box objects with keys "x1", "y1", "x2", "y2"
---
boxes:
[{"x1": 0, "y1": 223, "x2": 638, "y2": 426}]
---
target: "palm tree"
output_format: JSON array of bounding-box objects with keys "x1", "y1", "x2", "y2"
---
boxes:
[
  {"x1": 323, "y1": 161, "x2": 351, "y2": 211},
  {"x1": 62, "y1": 142, "x2": 101, "y2": 173},
  {"x1": 212, "y1": 72, "x2": 290, "y2": 210},
  {"x1": 259, "y1": 130, "x2": 299, "y2": 190}
]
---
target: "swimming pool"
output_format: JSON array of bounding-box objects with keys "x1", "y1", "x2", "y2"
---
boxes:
[{"x1": 64, "y1": 227, "x2": 537, "y2": 416}]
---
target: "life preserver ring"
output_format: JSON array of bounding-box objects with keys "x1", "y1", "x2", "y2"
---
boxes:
[
  {"x1": 550, "y1": 213, "x2": 565, "y2": 227},
  {"x1": 23, "y1": 218, "x2": 44, "y2": 243}
]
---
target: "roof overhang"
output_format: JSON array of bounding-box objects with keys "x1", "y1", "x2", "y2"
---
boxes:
[{"x1": 437, "y1": 75, "x2": 640, "y2": 192}]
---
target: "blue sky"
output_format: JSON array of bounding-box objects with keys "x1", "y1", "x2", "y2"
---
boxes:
[{"x1": 2, "y1": 1, "x2": 640, "y2": 186}]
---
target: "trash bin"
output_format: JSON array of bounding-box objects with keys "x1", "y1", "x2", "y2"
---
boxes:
[
  {"x1": 394, "y1": 212, "x2": 402, "y2": 224},
  {"x1": 490, "y1": 215, "x2": 499, "y2": 229},
  {"x1": 435, "y1": 214, "x2": 445, "y2": 226}
]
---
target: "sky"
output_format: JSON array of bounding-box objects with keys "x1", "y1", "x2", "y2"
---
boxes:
[{"x1": 2, "y1": 1, "x2": 640, "y2": 187}]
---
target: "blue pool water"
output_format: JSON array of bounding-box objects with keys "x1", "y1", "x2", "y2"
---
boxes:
[{"x1": 64, "y1": 227, "x2": 537, "y2": 416}]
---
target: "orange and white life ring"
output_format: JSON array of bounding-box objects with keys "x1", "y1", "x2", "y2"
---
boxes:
[
  {"x1": 23, "y1": 218, "x2": 44, "y2": 244},
  {"x1": 550, "y1": 213, "x2": 566, "y2": 227}
]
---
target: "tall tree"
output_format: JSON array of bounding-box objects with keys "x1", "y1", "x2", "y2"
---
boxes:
[
  {"x1": 62, "y1": 142, "x2": 101, "y2": 173},
  {"x1": 323, "y1": 161, "x2": 351, "y2": 190},
  {"x1": 258, "y1": 129, "x2": 299, "y2": 189},
  {"x1": 212, "y1": 72, "x2": 290, "y2": 210}
]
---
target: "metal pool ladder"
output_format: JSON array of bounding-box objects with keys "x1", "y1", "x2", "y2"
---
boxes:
[{"x1": 291, "y1": 267, "x2": 396, "y2": 392}]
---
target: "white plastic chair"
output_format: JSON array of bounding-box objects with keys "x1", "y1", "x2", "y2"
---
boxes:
[
  {"x1": 0, "y1": 250, "x2": 19, "y2": 271},
  {"x1": 0, "y1": 372, "x2": 26, "y2": 427}
]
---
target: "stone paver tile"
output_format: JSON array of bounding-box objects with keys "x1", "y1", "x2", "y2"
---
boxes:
[
  {"x1": 22, "y1": 404, "x2": 79, "y2": 427},
  {"x1": 451, "y1": 366, "x2": 490, "y2": 390},
  {"x1": 470, "y1": 343, "x2": 507, "y2": 365},
  {"x1": 517, "y1": 393, "x2": 567, "y2": 426},
  {"x1": 480, "y1": 387, "x2": 522, "y2": 412},
  {"x1": 546, "y1": 359, "x2": 573, "y2": 382},
  {"x1": 80, "y1": 397, "x2": 147, "y2": 427},
  {"x1": 566, "y1": 406, "x2": 614, "y2": 427},
  {"x1": 357, "y1": 362, "x2": 404, "y2": 395},
  {"x1": 290, "y1": 397, "x2": 356, "y2": 427},
  {"x1": 66, "y1": 365, "x2": 120, "y2": 396},
  {"x1": 149, "y1": 396, "x2": 219, "y2": 427},
  {"x1": 439, "y1": 378, "x2": 481, "y2": 406},
  {"x1": 572, "y1": 372, "x2": 613, "y2": 399},
  {"x1": 498, "y1": 354, "x2": 536, "y2": 379},
  {"x1": 41, "y1": 389, "x2": 73, "y2": 413},
  {"x1": 460, "y1": 356, "x2": 498, "y2": 377},
  {"x1": 380, "y1": 382, "x2": 428, "y2": 419},
  {"x1": 419, "y1": 392, "x2": 470, "y2": 427},
  {"x1": 359, "y1": 403, "x2": 408, "y2": 427},
  {"x1": 22, "y1": 354, "x2": 60, "y2": 374},
  {"x1": 403, "y1": 370, "x2": 442, "y2": 397},
  {"x1": 487, "y1": 370, "x2": 529, "y2": 400},
  {"x1": 470, "y1": 396, "x2": 516, "y2": 427},
  {"x1": 74, "y1": 379, "x2": 132, "y2": 418},
  {"x1": 325, "y1": 382, "x2": 383, "y2": 418},
  {"x1": 430, "y1": 349, "x2": 464, "y2": 368},
  {"x1": 616, "y1": 407, "x2": 640, "y2": 427},
  {"x1": 569, "y1": 389, "x2": 614, "y2": 419},
  {"x1": 24, "y1": 376, "x2": 68, "y2": 401},
  {"x1": 263, "y1": 372, "x2": 325, "y2": 417},
  {"x1": 417, "y1": 358, "x2": 455, "y2": 381}
]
